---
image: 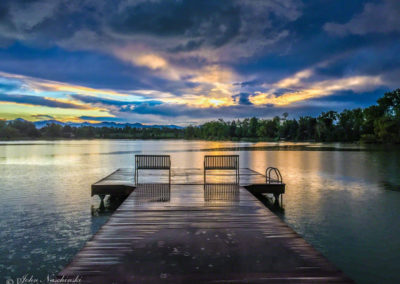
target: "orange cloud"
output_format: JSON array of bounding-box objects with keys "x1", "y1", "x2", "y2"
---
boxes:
[{"x1": 251, "y1": 75, "x2": 383, "y2": 106}]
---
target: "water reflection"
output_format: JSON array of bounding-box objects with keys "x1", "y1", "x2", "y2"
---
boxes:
[
  {"x1": 133, "y1": 183, "x2": 171, "y2": 203},
  {"x1": 251, "y1": 192, "x2": 284, "y2": 213},
  {"x1": 203, "y1": 183, "x2": 240, "y2": 203},
  {"x1": 0, "y1": 140, "x2": 399, "y2": 284},
  {"x1": 91, "y1": 194, "x2": 128, "y2": 216}
]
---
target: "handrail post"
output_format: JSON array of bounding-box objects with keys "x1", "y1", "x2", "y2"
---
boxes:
[{"x1": 266, "y1": 167, "x2": 283, "y2": 184}]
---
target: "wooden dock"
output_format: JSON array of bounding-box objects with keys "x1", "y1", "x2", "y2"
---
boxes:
[
  {"x1": 92, "y1": 168, "x2": 285, "y2": 197},
  {"x1": 61, "y1": 168, "x2": 352, "y2": 283}
]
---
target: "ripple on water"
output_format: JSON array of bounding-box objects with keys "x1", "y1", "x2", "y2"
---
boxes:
[{"x1": 0, "y1": 140, "x2": 399, "y2": 284}]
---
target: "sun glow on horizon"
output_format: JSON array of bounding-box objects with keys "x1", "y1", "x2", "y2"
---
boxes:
[{"x1": 0, "y1": 65, "x2": 386, "y2": 123}]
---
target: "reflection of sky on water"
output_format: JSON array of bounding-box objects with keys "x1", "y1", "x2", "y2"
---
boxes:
[{"x1": 0, "y1": 140, "x2": 399, "y2": 283}]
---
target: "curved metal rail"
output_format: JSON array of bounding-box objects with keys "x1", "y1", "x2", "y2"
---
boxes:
[{"x1": 266, "y1": 167, "x2": 283, "y2": 184}]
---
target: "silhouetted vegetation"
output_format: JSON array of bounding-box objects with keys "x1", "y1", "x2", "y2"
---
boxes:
[
  {"x1": 1, "y1": 89, "x2": 400, "y2": 143},
  {"x1": 0, "y1": 121, "x2": 184, "y2": 140},
  {"x1": 185, "y1": 89, "x2": 400, "y2": 143}
]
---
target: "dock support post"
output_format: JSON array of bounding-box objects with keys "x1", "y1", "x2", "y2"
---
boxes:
[
  {"x1": 274, "y1": 193, "x2": 282, "y2": 207},
  {"x1": 99, "y1": 194, "x2": 106, "y2": 211}
]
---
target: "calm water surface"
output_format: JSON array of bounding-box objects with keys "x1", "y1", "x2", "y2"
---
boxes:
[{"x1": 0, "y1": 140, "x2": 399, "y2": 283}]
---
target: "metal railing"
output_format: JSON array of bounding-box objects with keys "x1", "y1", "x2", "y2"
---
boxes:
[
  {"x1": 266, "y1": 167, "x2": 283, "y2": 184},
  {"x1": 135, "y1": 155, "x2": 171, "y2": 184}
]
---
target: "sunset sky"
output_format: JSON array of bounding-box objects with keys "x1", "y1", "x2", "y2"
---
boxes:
[{"x1": 0, "y1": 0, "x2": 399, "y2": 125}]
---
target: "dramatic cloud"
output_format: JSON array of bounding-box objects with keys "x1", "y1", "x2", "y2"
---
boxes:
[
  {"x1": 0, "y1": 0, "x2": 398, "y2": 124},
  {"x1": 31, "y1": 114, "x2": 55, "y2": 120},
  {"x1": 232, "y1": 93, "x2": 253, "y2": 105},
  {"x1": 0, "y1": 93, "x2": 90, "y2": 109},
  {"x1": 324, "y1": 0, "x2": 400, "y2": 36}
]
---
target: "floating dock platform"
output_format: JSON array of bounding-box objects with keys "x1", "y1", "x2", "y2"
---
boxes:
[{"x1": 60, "y1": 168, "x2": 352, "y2": 283}]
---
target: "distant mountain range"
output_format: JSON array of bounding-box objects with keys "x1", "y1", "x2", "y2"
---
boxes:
[{"x1": 10, "y1": 118, "x2": 183, "y2": 129}]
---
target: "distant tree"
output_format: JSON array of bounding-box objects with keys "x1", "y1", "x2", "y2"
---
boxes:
[
  {"x1": 229, "y1": 120, "x2": 237, "y2": 138},
  {"x1": 337, "y1": 108, "x2": 364, "y2": 142},
  {"x1": 257, "y1": 117, "x2": 280, "y2": 139},
  {"x1": 235, "y1": 120, "x2": 243, "y2": 138},
  {"x1": 62, "y1": 125, "x2": 73, "y2": 138},
  {"x1": 242, "y1": 118, "x2": 250, "y2": 137},
  {"x1": 297, "y1": 116, "x2": 317, "y2": 141},
  {"x1": 363, "y1": 105, "x2": 384, "y2": 136},
  {"x1": 280, "y1": 119, "x2": 299, "y2": 140},
  {"x1": 185, "y1": 125, "x2": 195, "y2": 139},
  {"x1": 0, "y1": 123, "x2": 20, "y2": 139},
  {"x1": 42, "y1": 123, "x2": 62, "y2": 138},
  {"x1": 316, "y1": 111, "x2": 338, "y2": 141},
  {"x1": 249, "y1": 117, "x2": 259, "y2": 137},
  {"x1": 8, "y1": 119, "x2": 40, "y2": 138},
  {"x1": 372, "y1": 89, "x2": 400, "y2": 143},
  {"x1": 377, "y1": 89, "x2": 400, "y2": 117},
  {"x1": 374, "y1": 117, "x2": 400, "y2": 143}
]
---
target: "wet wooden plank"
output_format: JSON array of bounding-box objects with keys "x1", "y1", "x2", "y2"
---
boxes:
[
  {"x1": 91, "y1": 169, "x2": 136, "y2": 196},
  {"x1": 63, "y1": 184, "x2": 352, "y2": 283}
]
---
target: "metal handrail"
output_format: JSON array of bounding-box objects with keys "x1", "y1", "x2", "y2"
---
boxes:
[{"x1": 266, "y1": 167, "x2": 283, "y2": 184}]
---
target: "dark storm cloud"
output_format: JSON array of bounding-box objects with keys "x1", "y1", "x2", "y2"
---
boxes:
[
  {"x1": 72, "y1": 94, "x2": 163, "y2": 108},
  {"x1": 234, "y1": 80, "x2": 263, "y2": 87},
  {"x1": 0, "y1": 0, "x2": 301, "y2": 55},
  {"x1": 0, "y1": 3, "x2": 8, "y2": 22},
  {"x1": 313, "y1": 42, "x2": 400, "y2": 79},
  {"x1": 72, "y1": 95, "x2": 133, "y2": 106},
  {"x1": 119, "y1": 102, "x2": 268, "y2": 118},
  {"x1": 232, "y1": 93, "x2": 252, "y2": 105},
  {"x1": 324, "y1": 0, "x2": 400, "y2": 36},
  {"x1": 0, "y1": 43, "x2": 181, "y2": 91},
  {"x1": 0, "y1": 0, "x2": 303, "y2": 92},
  {"x1": 110, "y1": 1, "x2": 241, "y2": 48},
  {"x1": 0, "y1": 0, "x2": 398, "y2": 123},
  {"x1": 0, "y1": 0, "x2": 106, "y2": 45},
  {"x1": 168, "y1": 40, "x2": 205, "y2": 53},
  {"x1": 73, "y1": 96, "x2": 260, "y2": 119},
  {"x1": 117, "y1": 90, "x2": 385, "y2": 121},
  {"x1": 115, "y1": 100, "x2": 331, "y2": 121},
  {"x1": 0, "y1": 93, "x2": 89, "y2": 109}
]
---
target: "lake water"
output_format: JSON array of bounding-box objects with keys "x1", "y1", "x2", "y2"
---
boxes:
[{"x1": 0, "y1": 140, "x2": 399, "y2": 283}]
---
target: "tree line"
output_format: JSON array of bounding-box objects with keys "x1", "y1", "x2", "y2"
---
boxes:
[
  {"x1": 0, "y1": 121, "x2": 184, "y2": 139},
  {"x1": 185, "y1": 89, "x2": 400, "y2": 143},
  {"x1": 1, "y1": 89, "x2": 400, "y2": 143}
]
